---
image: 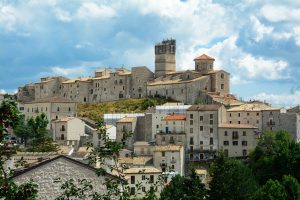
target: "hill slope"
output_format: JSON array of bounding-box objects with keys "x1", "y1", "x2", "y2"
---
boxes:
[{"x1": 77, "y1": 98, "x2": 175, "y2": 121}]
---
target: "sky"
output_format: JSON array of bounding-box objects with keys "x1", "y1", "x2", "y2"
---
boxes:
[{"x1": 0, "y1": 0, "x2": 300, "y2": 108}]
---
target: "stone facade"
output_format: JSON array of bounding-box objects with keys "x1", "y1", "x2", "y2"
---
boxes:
[
  {"x1": 185, "y1": 105, "x2": 227, "y2": 161},
  {"x1": 218, "y1": 124, "x2": 259, "y2": 157},
  {"x1": 17, "y1": 40, "x2": 230, "y2": 105},
  {"x1": 12, "y1": 156, "x2": 115, "y2": 200}
]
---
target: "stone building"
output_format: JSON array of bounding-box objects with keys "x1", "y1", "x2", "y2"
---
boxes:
[
  {"x1": 11, "y1": 155, "x2": 119, "y2": 200},
  {"x1": 17, "y1": 39, "x2": 231, "y2": 105},
  {"x1": 116, "y1": 117, "x2": 137, "y2": 150},
  {"x1": 153, "y1": 145, "x2": 185, "y2": 176},
  {"x1": 218, "y1": 123, "x2": 259, "y2": 157},
  {"x1": 185, "y1": 104, "x2": 227, "y2": 161},
  {"x1": 51, "y1": 117, "x2": 87, "y2": 147},
  {"x1": 24, "y1": 96, "x2": 77, "y2": 129},
  {"x1": 155, "y1": 114, "x2": 186, "y2": 146}
]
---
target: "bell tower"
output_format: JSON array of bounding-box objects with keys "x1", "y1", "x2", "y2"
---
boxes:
[
  {"x1": 194, "y1": 54, "x2": 215, "y2": 73},
  {"x1": 155, "y1": 39, "x2": 176, "y2": 77}
]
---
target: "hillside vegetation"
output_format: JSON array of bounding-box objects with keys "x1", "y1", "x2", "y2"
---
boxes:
[{"x1": 77, "y1": 97, "x2": 176, "y2": 121}]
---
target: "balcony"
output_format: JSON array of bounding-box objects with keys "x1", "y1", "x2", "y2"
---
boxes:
[{"x1": 170, "y1": 159, "x2": 176, "y2": 164}]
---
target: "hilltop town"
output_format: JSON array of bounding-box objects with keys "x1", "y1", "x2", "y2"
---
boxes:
[{"x1": 1, "y1": 39, "x2": 300, "y2": 199}]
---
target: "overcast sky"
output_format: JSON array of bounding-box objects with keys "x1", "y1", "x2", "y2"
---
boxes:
[{"x1": 1, "y1": 0, "x2": 300, "y2": 107}]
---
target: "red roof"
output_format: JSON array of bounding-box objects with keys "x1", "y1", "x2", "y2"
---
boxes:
[
  {"x1": 163, "y1": 115, "x2": 186, "y2": 121},
  {"x1": 194, "y1": 54, "x2": 215, "y2": 61}
]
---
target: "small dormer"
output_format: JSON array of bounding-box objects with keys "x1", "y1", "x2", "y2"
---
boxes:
[{"x1": 194, "y1": 54, "x2": 215, "y2": 72}]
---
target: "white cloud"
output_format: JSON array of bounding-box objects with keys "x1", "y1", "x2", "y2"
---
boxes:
[
  {"x1": 76, "y1": 2, "x2": 116, "y2": 19},
  {"x1": 250, "y1": 16, "x2": 273, "y2": 42},
  {"x1": 51, "y1": 66, "x2": 87, "y2": 76},
  {"x1": 53, "y1": 8, "x2": 72, "y2": 22},
  {"x1": 0, "y1": 4, "x2": 18, "y2": 31},
  {"x1": 231, "y1": 76, "x2": 252, "y2": 85},
  {"x1": 255, "y1": 91, "x2": 300, "y2": 107},
  {"x1": 75, "y1": 42, "x2": 93, "y2": 49},
  {"x1": 261, "y1": 5, "x2": 300, "y2": 22},
  {"x1": 293, "y1": 27, "x2": 300, "y2": 47}
]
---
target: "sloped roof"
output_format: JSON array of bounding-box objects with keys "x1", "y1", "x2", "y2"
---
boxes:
[
  {"x1": 187, "y1": 104, "x2": 221, "y2": 111},
  {"x1": 10, "y1": 155, "x2": 118, "y2": 180},
  {"x1": 117, "y1": 117, "x2": 136, "y2": 123},
  {"x1": 194, "y1": 54, "x2": 215, "y2": 61},
  {"x1": 154, "y1": 145, "x2": 182, "y2": 152},
  {"x1": 163, "y1": 114, "x2": 186, "y2": 121},
  {"x1": 27, "y1": 96, "x2": 76, "y2": 104},
  {"x1": 124, "y1": 167, "x2": 161, "y2": 174},
  {"x1": 227, "y1": 103, "x2": 278, "y2": 112},
  {"x1": 219, "y1": 123, "x2": 258, "y2": 129}
]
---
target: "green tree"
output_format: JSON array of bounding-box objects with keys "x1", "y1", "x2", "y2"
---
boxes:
[
  {"x1": 208, "y1": 153, "x2": 258, "y2": 200},
  {"x1": 282, "y1": 175, "x2": 300, "y2": 200},
  {"x1": 0, "y1": 98, "x2": 38, "y2": 199},
  {"x1": 258, "y1": 179, "x2": 287, "y2": 200},
  {"x1": 249, "y1": 130, "x2": 300, "y2": 183},
  {"x1": 160, "y1": 169, "x2": 207, "y2": 200},
  {"x1": 26, "y1": 113, "x2": 58, "y2": 152}
]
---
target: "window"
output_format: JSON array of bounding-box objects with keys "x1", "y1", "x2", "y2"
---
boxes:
[
  {"x1": 57, "y1": 107, "x2": 60, "y2": 112},
  {"x1": 190, "y1": 146, "x2": 193, "y2": 152},
  {"x1": 131, "y1": 176, "x2": 135, "y2": 184},
  {"x1": 223, "y1": 141, "x2": 229, "y2": 146},
  {"x1": 238, "y1": 113, "x2": 241, "y2": 117},
  {"x1": 256, "y1": 113, "x2": 259, "y2": 116},
  {"x1": 200, "y1": 141, "x2": 203, "y2": 145},
  {"x1": 232, "y1": 131, "x2": 238, "y2": 139},
  {"x1": 142, "y1": 187, "x2": 146, "y2": 192},
  {"x1": 210, "y1": 114, "x2": 213, "y2": 119},
  {"x1": 233, "y1": 141, "x2": 238, "y2": 146},
  {"x1": 247, "y1": 113, "x2": 249, "y2": 116},
  {"x1": 84, "y1": 97, "x2": 87, "y2": 102},
  {"x1": 224, "y1": 149, "x2": 228, "y2": 157},
  {"x1": 221, "y1": 73, "x2": 224, "y2": 79},
  {"x1": 221, "y1": 84, "x2": 224, "y2": 89},
  {"x1": 200, "y1": 116, "x2": 203, "y2": 121},
  {"x1": 156, "y1": 125, "x2": 159, "y2": 129},
  {"x1": 190, "y1": 114, "x2": 193, "y2": 119},
  {"x1": 243, "y1": 131, "x2": 246, "y2": 136},
  {"x1": 210, "y1": 137, "x2": 213, "y2": 145},
  {"x1": 242, "y1": 141, "x2": 248, "y2": 146},
  {"x1": 130, "y1": 187, "x2": 135, "y2": 195},
  {"x1": 150, "y1": 175, "x2": 154, "y2": 183},
  {"x1": 190, "y1": 120, "x2": 193, "y2": 125},
  {"x1": 210, "y1": 120, "x2": 213, "y2": 125},
  {"x1": 190, "y1": 137, "x2": 194, "y2": 145},
  {"x1": 61, "y1": 125, "x2": 65, "y2": 131},
  {"x1": 200, "y1": 126, "x2": 203, "y2": 131},
  {"x1": 162, "y1": 152, "x2": 165, "y2": 157},
  {"x1": 256, "y1": 120, "x2": 259, "y2": 124},
  {"x1": 238, "y1": 121, "x2": 241, "y2": 124},
  {"x1": 142, "y1": 175, "x2": 145, "y2": 180},
  {"x1": 229, "y1": 113, "x2": 231, "y2": 117},
  {"x1": 68, "y1": 107, "x2": 71, "y2": 112},
  {"x1": 210, "y1": 128, "x2": 213, "y2": 133},
  {"x1": 229, "y1": 121, "x2": 232, "y2": 124},
  {"x1": 224, "y1": 131, "x2": 228, "y2": 136},
  {"x1": 243, "y1": 149, "x2": 247, "y2": 156},
  {"x1": 61, "y1": 134, "x2": 64, "y2": 140},
  {"x1": 181, "y1": 89, "x2": 184, "y2": 94},
  {"x1": 190, "y1": 128, "x2": 193, "y2": 133}
]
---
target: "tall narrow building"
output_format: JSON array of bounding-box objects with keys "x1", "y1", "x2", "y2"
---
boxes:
[{"x1": 154, "y1": 39, "x2": 176, "y2": 77}]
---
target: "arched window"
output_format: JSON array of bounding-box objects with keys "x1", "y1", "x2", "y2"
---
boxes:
[{"x1": 221, "y1": 73, "x2": 224, "y2": 79}]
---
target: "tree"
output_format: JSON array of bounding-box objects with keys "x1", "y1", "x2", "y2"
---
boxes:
[
  {"x1": 249, "y1": 130, "x2": 300, "y2": 184},
  {"x1": 282, "y1": 175, "x2": 300, "y2": 200},
  {"x1": 26, "y1": 113, "x2": 58, "y2": 152},
  {"x1": 160, "y1": 169, "x2": 207, "y2": 200},
  {"x1": 0, "y1": 98, "x2": 38, "y2": 199},
  {"x1": 208, "y1": 153, "x2": 258, "y2": 200},
  {"x1": 14, "y1": 115, "x2": 31, "y2": 146},
  {"x1": 258, "y1": 179, "x2": 287, "y2": 200}
]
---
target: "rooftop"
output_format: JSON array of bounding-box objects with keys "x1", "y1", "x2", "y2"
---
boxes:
[
  {"x1": 187, "y1": 104, "x2": 222, "y2": 111},
  {"x1": 163, "y1": 114, "x2": 186, "y2": 121},
  {"x1": 53, "y1": 117, "x2": 75, "y2": 122},
  {"x1": 194, "y1": 54, "x2": 215, "y2": 61},
  {"x1": 27, "y1": 96, "x2": 76, "y2": 104},
  {"x1": 219, "y1": 123, "x2": 258, "y2": 129},
  {"x1": 124, "y1": 167, "x2": 161, "y2": 174},
  {"x1": 227, "y1": 103, "x2": 279, "y2": 112},
  {"x1": 117, "y1": 117, "x2": 136, "y2": 123},
  {"x1": 118, "y1": 157, "x2": 146, "y2": 165},
  {"x1": 154, "y1": 145, "x2": 182, "y2": 152}
]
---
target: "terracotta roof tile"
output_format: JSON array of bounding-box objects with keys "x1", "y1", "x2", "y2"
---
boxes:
[
  {"x1": 163, "y1": 115, "x2": 186, "y2": 121},
  {"x1": 194, "y1": 54, "x2": 215, "y2": 61}
]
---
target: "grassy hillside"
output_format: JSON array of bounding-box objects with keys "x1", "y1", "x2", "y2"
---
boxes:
[{"x1": 77, "y1": 97, "x2": 176, "y2": 121}]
